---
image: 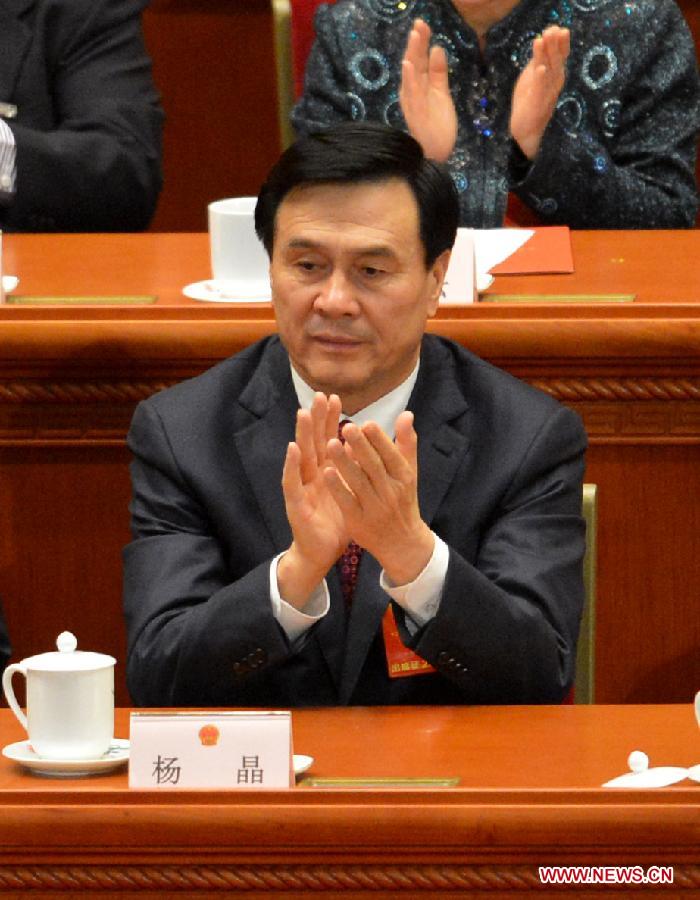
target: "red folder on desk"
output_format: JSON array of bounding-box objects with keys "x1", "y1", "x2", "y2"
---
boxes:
[{"x1": 489, "y1": 226, "x2": 574, "y2": 275}]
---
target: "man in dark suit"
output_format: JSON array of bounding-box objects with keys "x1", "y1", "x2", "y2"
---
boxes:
[
  {"x1": 123, "y1": 122, "x2": 586, "y2": 707},
  {"x1": 0, "y1": 0, "x2": 163, "y2": 232}
]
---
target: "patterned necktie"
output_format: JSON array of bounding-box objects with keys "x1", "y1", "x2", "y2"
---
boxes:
[{"x1": 337, "y1": 419, "x2": 363, "y2": 606}]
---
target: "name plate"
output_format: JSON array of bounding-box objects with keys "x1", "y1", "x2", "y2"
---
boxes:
[
  {"x1": 441, "y1": 228, "x2": 476, "y2": 305},
  {"x1": 129, "y1": 711, "x2": 293, "y2": 789}
]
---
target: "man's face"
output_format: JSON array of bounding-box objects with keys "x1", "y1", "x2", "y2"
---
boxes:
[{"x1": 269, "y1": 179, "x2": 450, "y2": 414}]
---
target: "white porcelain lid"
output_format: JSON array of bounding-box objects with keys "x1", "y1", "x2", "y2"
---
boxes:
[{"x1": 20, "y1": 632, "x2": 115, "y2": 672}]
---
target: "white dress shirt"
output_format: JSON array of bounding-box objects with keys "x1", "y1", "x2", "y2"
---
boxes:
[
  {"x1": 269, "y1": 361, "x2": 449, "y2": 642},
  {"x1": 0, "y1": 119, "x2": 17, "y2": 195}
]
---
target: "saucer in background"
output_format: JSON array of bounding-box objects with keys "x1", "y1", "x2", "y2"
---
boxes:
[
  {"x1": 3, "y1": 738, "x2": 129, "y2": 778},
  {"x1": 183, "y1": 279, "x2": 270, "y2": 303},
  {"x1": 294, "y1": 754, "x2": 313, "y2": 777}
]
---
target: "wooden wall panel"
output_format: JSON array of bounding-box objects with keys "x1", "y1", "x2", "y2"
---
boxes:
[
  {"x1": 585, "y1": 445, "x2": 700, "y2": 703},
  {"x1": 677, "y1": 0, "x2": 699, "y2": 42},
  {"x1": 0, "y1": 448, "x2": 131, "y2": 704},
  {"x1": 142, "y1": 0, "x2": 282, "y2": 232}
]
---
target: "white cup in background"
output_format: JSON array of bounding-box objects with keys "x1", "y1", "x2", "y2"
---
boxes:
[
  {"x1": 208, "y1": 197, "x2": 270, "y2": 299},
  {"x1": 2, "y1": 632, "x2": 115, "y2": 760}
]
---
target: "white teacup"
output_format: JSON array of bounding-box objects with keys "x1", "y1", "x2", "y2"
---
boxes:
[
  {"x1": 2, "y1": 631, "x2": 115, "y2": 760},
  {"x1": 208, "y1": 197, "x2": 270, "y2": 298}
]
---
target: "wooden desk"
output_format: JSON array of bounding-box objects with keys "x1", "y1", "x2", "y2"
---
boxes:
[
  {"x1": 1, "y1": 231, "x2": 699, "y2": 707},
  {"x1": 0, "y1": 705, "x2": 698, "y2": 898}
]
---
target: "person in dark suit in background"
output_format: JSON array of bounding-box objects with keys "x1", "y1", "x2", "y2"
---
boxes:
[
  {"x1": 0, "y1": 0, "x2": 163, "y2": 232},
  {"x1": 123, "y1": 122, "x2": 587, "y2": 708}
]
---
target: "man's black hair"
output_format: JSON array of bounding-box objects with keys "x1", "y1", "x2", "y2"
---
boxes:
[{"x1": 254, "y1": 122, "x2": 459, "y2": 267}]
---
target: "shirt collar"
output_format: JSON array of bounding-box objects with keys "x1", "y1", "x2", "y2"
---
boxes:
[{"x1": 290, "y1": 360, "x2": 420, "y2": 440}]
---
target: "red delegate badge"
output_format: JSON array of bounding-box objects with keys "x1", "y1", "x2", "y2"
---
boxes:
[{"x1": 382, "y1": 605, "x2": 436, "y2": 679}]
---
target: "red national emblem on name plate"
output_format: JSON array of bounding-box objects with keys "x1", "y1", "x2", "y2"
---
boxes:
[{"x1": 198, "y1": 724, "x2": 220, "y2": 747}]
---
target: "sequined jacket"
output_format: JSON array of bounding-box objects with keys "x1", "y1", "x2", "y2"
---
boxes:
[{"x1": 292, "y1": 0, "x2": 700, "y2": 228}]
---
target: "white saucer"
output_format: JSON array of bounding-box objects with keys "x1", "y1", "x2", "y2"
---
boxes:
[
  {"x1": 2, "y1": 275, "x2": 19, "y2": 293},
  {"x1": 294, "y1": 754, "x2": 313, "y2": 777},
  {"x1": 183, "y1": 279, "x2": 271, "y2": 303},
  {"x1": 3, "y1": 738, "x2": 129, "y2": 778},
  {"x1": 477, "y1": 273, "x2": 495, "y2": 293},
  {"x1": 602, "y1": 766, "x2": 689, "y2": 788},
  {"x1": 686, "y1": 764, "x2": 700, "y2": 784}
]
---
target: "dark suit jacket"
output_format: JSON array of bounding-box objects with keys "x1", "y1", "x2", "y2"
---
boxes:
[
  {"x1": 124, "y1": 335, "x2": 587, "y2": 707},
  {"x1": 0, "y1": 0, "x2": 163, "y2": 231}
]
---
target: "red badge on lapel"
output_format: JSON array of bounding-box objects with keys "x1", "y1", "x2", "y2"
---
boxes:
[{"x1": 382, "y1": 605, "x2": 436, "y2": 678}]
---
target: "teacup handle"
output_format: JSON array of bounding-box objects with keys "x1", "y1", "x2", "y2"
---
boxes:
[{"x1": 2, "y1": 663, "x2": 28, "y2": 731}]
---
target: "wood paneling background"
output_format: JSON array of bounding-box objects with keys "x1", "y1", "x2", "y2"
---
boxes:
[{"x1": 143, "y1": 0, "x2": 282, "y2": 232}]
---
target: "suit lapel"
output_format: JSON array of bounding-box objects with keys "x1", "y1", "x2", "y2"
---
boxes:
[
  {"x1": 412, "y1": 336, "x2": 471, "y2": 524},
  {"x1": 338, "y1": 336, "x2": 472, "y2": 703},
  {"x1": 234, "y1": 339, "x2": 345, "y2": 691},
  {"x1": 0, "y1": 0, "x2": 35, "y2": 102},
  {"x1": 233, "y1": 344, "x2": 297, "y2": 553}
]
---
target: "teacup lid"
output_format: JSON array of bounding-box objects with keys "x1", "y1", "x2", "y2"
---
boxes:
[{"x1": 21, "y1": 632, "x2": 116, "y2": 672}]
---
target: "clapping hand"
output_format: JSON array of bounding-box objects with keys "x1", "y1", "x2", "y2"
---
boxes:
[
  {"x1": 510, "y1": 26, "x2": 570, "y2": 160},
  {"x1": 278, "y1": 392, "x2": 349, "y2": 607},
  {"x1": 399, "y1": 18, "x2": 458, "y2": 162},
  {"x1": 400, "y1": 18, "x2": 570, "y2": 164},
  {"x1": 324, "y1": 412, "x2": 434, "y2": 586},
  {"x1": 279, "y1": 399, "x2": 434, "y2": 605}
]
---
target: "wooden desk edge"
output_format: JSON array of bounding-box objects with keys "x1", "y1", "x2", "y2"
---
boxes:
[{"x1": 2, "y1": 316, "x2": 700, "y2": 361}]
